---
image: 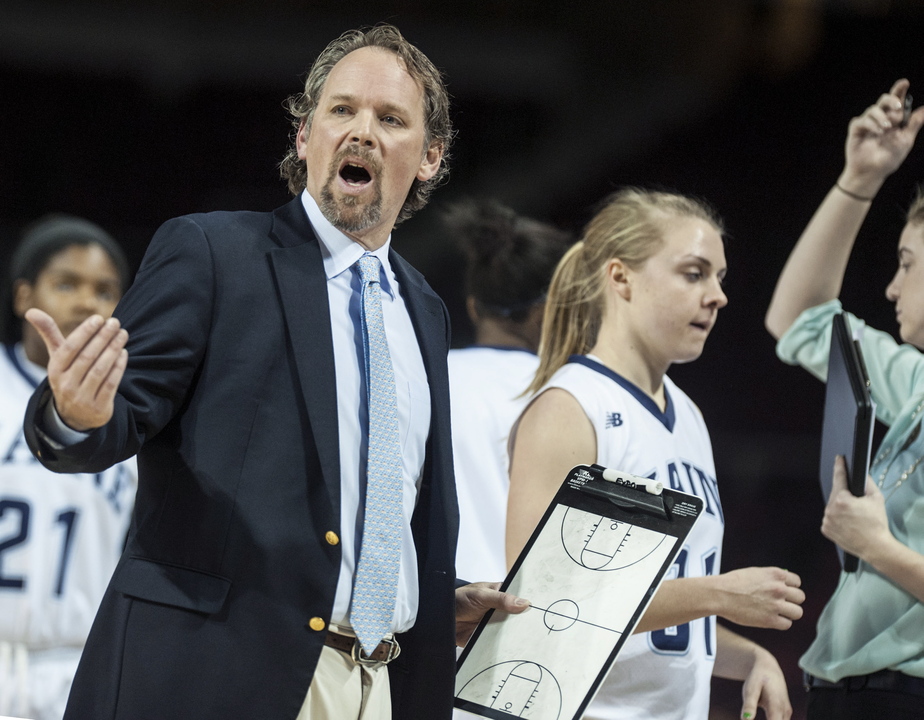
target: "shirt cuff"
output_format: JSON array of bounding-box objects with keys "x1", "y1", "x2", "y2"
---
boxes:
[{"x1": 41, "y1": 401, "x2": 91, "y2": 448}]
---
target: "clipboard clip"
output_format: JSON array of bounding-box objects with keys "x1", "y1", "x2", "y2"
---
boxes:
[{"x1": 580, "y1": 465, "x2": 674, "y2": 520}]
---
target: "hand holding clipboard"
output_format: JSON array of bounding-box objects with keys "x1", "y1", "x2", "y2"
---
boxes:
[{"x1": 818, "y1": 312, "x2": 875, "y2": 572}]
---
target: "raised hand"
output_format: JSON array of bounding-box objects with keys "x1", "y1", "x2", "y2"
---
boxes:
[
  {"x1": 842, "y1": 79, "x2": 924, "y2": 194},
  {"x1": 714, "y1": 566, "x2": 805, "y2": 630},
  {"x1": 25, "y1": 308, "x2": 129, "y2": 432}
]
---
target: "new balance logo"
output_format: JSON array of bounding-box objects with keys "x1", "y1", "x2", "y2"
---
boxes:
[{"x1": 605, "y1": 412, "x2": 623, "y2": 428}]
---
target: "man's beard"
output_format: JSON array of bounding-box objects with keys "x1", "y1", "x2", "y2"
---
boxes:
[{"x1": 318, "y1": 146, "x2": 383, "y2": 234}]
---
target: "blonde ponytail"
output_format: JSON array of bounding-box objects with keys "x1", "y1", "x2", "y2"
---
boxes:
[{"x1": 528, "y1": 241, "x2": 602, "y2": 394}]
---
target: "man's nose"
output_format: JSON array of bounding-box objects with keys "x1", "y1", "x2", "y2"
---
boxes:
[{"x1": 349, "y1": 111, "x2": 377, "y2": 148}]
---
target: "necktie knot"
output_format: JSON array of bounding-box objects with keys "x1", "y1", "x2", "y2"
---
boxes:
[{"x1": 357, "y1": 254, "x2": 381, "y2": 286}]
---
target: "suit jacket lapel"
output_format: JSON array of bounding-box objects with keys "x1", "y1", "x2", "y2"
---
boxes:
[{"x1": 268, "y1": 199, "x2": 341, "y2": 507}]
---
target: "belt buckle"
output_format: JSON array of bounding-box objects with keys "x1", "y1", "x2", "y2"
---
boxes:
[{"x1": 351, "y1": 636, "x2": 401, "y2": 667}]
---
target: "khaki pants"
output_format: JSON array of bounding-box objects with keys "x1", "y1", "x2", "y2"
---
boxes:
[{"x1": 297, "y1": 633, "x2": 392, "y2": 720}]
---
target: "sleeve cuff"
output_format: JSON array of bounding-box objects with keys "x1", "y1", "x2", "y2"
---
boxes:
[{"x1": 41, "y1": 401, "x2": 91, "y2": 448}]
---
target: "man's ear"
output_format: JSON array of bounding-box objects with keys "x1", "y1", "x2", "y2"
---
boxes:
[
  {"x1": 604, "y1": 258, "x2": 632, "y2": 301},
  {"x1": 417, "y1": 141, "x2": 443, "y2": 182},
  {"x1": 12, "y1": 279, "x2": 32, "y2": 319},
  {"x1": 296, "y1": 118, "x2": 310, "y2": 161}
]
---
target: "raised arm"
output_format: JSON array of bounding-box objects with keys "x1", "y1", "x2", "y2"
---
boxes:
[{"x1": 765, "y1": 79, "x2": 924, "y2": 339}]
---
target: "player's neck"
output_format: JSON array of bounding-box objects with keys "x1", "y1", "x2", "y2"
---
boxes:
[
  {"x1": 590, "y1": 329, "x2": 667, "y2": 411},
  {"x1": 473, "y1": 318, "x2": 537, "y2": 352}
]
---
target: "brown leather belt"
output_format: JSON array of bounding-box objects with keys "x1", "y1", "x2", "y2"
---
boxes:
[{"x1": 324, "y1": 629, "x2": 401, "y2": 666}]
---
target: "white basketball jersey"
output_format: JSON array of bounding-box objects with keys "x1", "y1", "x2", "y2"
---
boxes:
[
  {"x1": 544, "y1": 356, "x2": 724, "y2": 720},
  {"x1": 449, "y1": 346, "x2": 539, "y2": 584},
  {"x1": 0, "y1": 344, "x2": 137, "y2": 650}
]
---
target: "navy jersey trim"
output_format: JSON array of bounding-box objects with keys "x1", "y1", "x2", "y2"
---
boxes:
[
  {"x1": 566, "y1": 355, "x2": 675, "y2": 432},
  {"x1": 5, "y1": 343, "x2": 39, "y2": 390}
]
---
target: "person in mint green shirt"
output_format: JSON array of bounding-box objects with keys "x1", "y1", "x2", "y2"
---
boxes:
[{"x1": 766, "y1": 79, "x2": 924, "y2": 720}]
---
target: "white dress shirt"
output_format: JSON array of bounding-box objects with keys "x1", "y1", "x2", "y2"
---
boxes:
[{"x1": 300, "y1": 191, "x2": 431, "y2": 634}]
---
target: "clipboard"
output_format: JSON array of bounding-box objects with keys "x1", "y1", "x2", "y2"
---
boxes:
[
  {"x1": 819, "y1": 312, "x2": 874, "y2": 572},
  {"x1": 454, "y1": 464, "x2": 703, "y2": 720}
]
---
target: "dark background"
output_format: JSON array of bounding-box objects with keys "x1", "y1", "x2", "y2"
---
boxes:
[{"x1": 3, "y1": 1, "x2": 924, "y2": 717}]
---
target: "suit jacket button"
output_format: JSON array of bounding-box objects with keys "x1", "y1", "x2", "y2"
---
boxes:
[
  {"x1": 325, "y1": 531, "x2": 340, "y2": 546},
  {"x1": 308, "y1": 617, "x2": 326, "y2": 632}
]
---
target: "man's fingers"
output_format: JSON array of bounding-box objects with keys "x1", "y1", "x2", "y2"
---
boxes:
[
  {"x1": 64, "y1": 319, "x2": 126, "y2": 388},
  {"x1": 92, "y1": 349, "x2": 129, "y2": 409},
  {"x1": 85, "y1": 329, "x2": 129, "y2": 398},
  {"x1": 24, "y1": 308, "x2": 68, "y2": 353}
]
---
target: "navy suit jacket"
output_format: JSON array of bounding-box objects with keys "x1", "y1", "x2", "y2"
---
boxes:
[{"x1": 25, "y1": 198, "x2": 460, "y2": 719}]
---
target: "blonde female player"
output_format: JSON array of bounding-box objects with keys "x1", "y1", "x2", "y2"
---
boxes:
[
  {"x1": 766, "y1": 80, "x2": 924, "y2": 719},
  {"x1": 507, "y1": 189, "x2": 805, "y2": 720}
]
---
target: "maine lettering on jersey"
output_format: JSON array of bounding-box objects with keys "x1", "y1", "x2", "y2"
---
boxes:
[
  {"x1": 648, "y1": 460, "x2": 724, "y2": 524},
  {"x1": 1, "y1": 427, "x2": 131, "y2": 514}
]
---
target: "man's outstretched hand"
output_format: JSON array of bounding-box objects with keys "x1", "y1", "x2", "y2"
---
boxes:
[
  {"x1": 25, "y1": 308, "x2": 128, "y2": 432},
  {"x1": 455, "y1": 581, "x2": 529, "y2": 647}
]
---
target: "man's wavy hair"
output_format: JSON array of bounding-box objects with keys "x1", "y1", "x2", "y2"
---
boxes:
[{"x1": 279, "y1": 24, "x2": 453, "y2": 225}]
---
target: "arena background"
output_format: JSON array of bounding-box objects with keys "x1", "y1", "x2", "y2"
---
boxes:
[{"x1": 2, "y1": 1, "x2": 923, "y2": 717}]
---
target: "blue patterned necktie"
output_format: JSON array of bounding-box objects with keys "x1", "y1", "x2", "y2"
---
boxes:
[{"x1": 351, "y1": 253, "x2": 403, "y2": 656}]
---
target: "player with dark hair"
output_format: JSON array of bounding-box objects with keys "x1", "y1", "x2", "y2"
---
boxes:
[
  {"x1": 21, "y1": 24, "x2": 523, "y2": 720},
  {"x1": 766, "y1": 79, "x2": 924, "y2": 719},
  {"x1": 0, "y1": 215, "x2": 136, "y2": 719},
  {"x1": 445, "y1": 199, "x2": 573, "y2": 588}
]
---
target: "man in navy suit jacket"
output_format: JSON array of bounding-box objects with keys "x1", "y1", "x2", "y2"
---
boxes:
[{"x1": 23, "y1": 24, "x2": 526, "y2": 720}]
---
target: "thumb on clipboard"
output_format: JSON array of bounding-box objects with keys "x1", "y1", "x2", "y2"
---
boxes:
[
  {"x1": 821, "y1": 455, "x2": 889, "y2": 562},
  {"x1": 454, "y1": 582, "x2": 530, "y2": 647}
]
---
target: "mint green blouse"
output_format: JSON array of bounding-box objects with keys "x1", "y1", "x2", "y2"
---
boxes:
[{"x1": 777, "y1": 299, "x2": 924, "y2": 681}]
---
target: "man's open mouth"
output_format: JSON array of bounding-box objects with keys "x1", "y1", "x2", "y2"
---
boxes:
[{"x1": 340, "y1": 162, "x2": 372, "y2": 186}]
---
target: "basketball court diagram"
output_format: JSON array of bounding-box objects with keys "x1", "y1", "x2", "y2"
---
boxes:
[{"x1": 455, "y1": 503, "x2": 676, "y2": 719}]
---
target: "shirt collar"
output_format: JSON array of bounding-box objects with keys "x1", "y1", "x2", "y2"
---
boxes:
[{"x1": 300, "y1": 190, "x2": 396, "y2": 298}]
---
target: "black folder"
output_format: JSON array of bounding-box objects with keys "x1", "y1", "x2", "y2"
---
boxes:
[{"x1": 819, "y1": 312, "x2": 873, "y2": 572}]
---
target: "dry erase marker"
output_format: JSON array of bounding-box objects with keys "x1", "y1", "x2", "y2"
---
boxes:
[{"x1": 601, "y1": 468, "x2": 664, "y2": 495}]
